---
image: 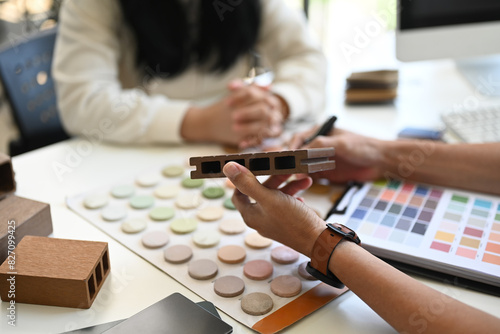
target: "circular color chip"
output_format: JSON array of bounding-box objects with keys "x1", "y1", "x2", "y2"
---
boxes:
[
  {"x1": 170, "y1": 218, "x2": 198, "y2": 234},
  {"x1": 164, "y1": 245, "x2": 193, "y2": 264},
  {"x1": 214, "y1": 276, "x2": 245, "y2": 298},
  {"x1": 83, "y1": 194, "x2": 108, "y2": 209},
  {"x1": 241, "y1": 292, "x2": 273, "y2": 316},
  {"x1": 202, "y1": 187, "x2": 225, "y2": 199},
  {"x1": 110, "y1": 185, "x2": 135, "y2": 199},
  {"x1": 130, "y1": 195, "x2": 155, "y2": 209},
  {"x1": 162, "y1": 165, "x2": 185, "y2": 177},
  {"x1": 101, "y1": 205, "x2": 127, "y2": 221},
  {"x1": 188, "y1": 259, "x2": 218, "y2": 280},
  {"x1": 298, "y1": 261, "x2": 317, "y2": 281},
  {"x1": 121, "y1": 218, "x2": 147, "y2": 234},
  {"x1": 154, "y1": 185, "x2": 180, "y2": 199},
  {"x1": 223, "y1": 198, "x2": 236, "y2": 210},
  {"x1": 192, "y1": 230, "x2": 221, "y2": 248},
  {"x1": 181, "y1": 177, "x2": 204, "y2": 189},
  {"x1": 271, "y1": 246, "x2": 300, "y2": 264},
  {"x1": 149, "y1": 207, "x2": 175, "y2": 221},
  {"x1": 219, "y1": 219, "x2": 246, "y2": 235},
  {"x1": 217, "y1": 245, "x2": 246, "y2": 264},
  {"x1": 270, "y1": 275, "x2": 302, "y2": 298},
  {"x1": 136, "y1": 173, "x2": 161, "y2": 187},
  {"x1": 197, "y1": 207, "x2": 224, "y2": 221},
  {"x1": 175, "y1": 193, "x2": 202, "y2": 209},
  {"x1": 243, "y1": 260, "x2": 273, "y2": 280},
  {"x1": 244, "y1": 232, "x2": 273, "y2": 249},
  {"x1": 142, "y1": 231, "x2": 170, "y2": 249}
]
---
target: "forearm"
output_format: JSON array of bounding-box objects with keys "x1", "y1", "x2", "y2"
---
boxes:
[
  {"x1": 377, "y1": 140, "x2": 500, "y2": 195},
  {"x1": 330, "y1": 241, "x2": 500, "y2": 334}
]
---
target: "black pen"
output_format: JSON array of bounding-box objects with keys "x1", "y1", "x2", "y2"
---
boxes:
[{"x1": 302, "y1": 115, "x2": 337, "y2": 146}]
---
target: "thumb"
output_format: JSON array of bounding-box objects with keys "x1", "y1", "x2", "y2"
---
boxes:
[{"x1": 223, "y1": 162, "x2": 269, "y2": 203}]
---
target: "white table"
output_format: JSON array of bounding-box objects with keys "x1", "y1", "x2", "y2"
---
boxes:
[{"x1": 2, "y1": 59, "x2": 500, "y2": 334}]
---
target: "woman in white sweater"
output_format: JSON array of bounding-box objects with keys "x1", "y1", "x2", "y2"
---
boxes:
[{"x1": 52, "y1": 0, "x2": 326, "y2": 148}]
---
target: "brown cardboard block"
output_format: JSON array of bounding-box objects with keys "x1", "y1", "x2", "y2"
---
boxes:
[
  {"x1": 0, "y1": 236, "x2": 110, "y2": 309},
  {"x1": 0, "y1": 195, "x2": 53, "y2": 263},
  {"x1": 190, "y1": 148, "x2": 335, "y2": 179},
  {"x1": 0, "y1": 152, "x2": 16, "y2": 199}
]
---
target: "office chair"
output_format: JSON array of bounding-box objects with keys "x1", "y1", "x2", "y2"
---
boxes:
[{"x1": 0, "y1": 27, "x2": 69, "y2": 156}]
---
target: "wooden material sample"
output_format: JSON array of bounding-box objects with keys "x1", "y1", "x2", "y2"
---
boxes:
[
  {"x1": 190, "y1": 148, "x2": 335, "y2": 179},
  {"x1": 0, "y1": 152, "x2": 16, "y2": 199},
  {"x1": 0, "y1": 195, "x2": 53, "y2": 263},
  {"x1": 0, "y1": 236, "x2": 110, "y2": 308}
]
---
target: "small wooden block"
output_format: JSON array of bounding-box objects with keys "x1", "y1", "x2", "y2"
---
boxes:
[
  {"x1": 0, "y1": 153, "x2": 16, "y2": 199},
  {"x1": 0, "y1": 195, "x2": 53, "y2": 263},
  {"x1": 190, "y1": 148, "x2": 335, "y2": 179},
  {"x1": 0, "y1": 236, "x2": 110, "y2": 308}
]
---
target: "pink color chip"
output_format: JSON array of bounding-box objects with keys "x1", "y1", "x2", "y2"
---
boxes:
[
  {"x1": 298, "y1": 262, "x2": 317, "y2": 281},
  {"x1": 430, "y1": 241, "x2": 451, "y2": 253},
  {"x1": 483, "y1": 253, "x2": 500, "y2": 266},
  {"x1": 243, "y1": 260, "x2": 273, "y2": 280},
  {"x1": 401, "y1": 184, "x2": 414, "y2": 192},
  {"x1": 373, "y1": 226, "x2": 391, "y2": 239},
  {"x1": 270, "y1": 275, "x2": 302, "y2": 298},
  {"x1": 395, "y1": 193, "x2": 409, "y2": 204},
  {"x1": 489, "y1": 232, "x2": 500, "y2": 243},
  {"x1": 456, "y1": 247, "x2": 477, "y2": 259},
  {"x1": 485, "y1": 242, "x2": 500, "y2": 255},
  {"x1": 463, "y1": 227, "x2": 483, "y2": 238},
  {"x1": 271, "y1": 246, "x2": 300, "y2": 264},
  {"x1": 380, "y1": 190, "x2": 396, "y2": 201}
]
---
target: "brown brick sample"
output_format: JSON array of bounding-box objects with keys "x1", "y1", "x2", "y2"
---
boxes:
[
  {"x1": 190, "y1": 148, "x2": 335, "y2": 179},
  {"x1": 0, "y1": 236, "x2": 110, "y2": 308}
]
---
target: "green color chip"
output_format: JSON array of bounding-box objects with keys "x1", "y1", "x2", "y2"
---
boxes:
[
  {"x1": 162, "y1": 165, "x2": 185, "y2": 177},
  {"x1": 181, "y1": 177, "x2": 204, "y2": 188},
  {"x1": 130, "y1": 195, "x2": 155, "y2": 209},
  {"x1": 111, "y1": 185, "x2": 135, "y2": 198},
  {"x1": 149, "y1": 207, "x2": 175, "y2": 221},
  {"x1": 387, "y1": 180, "x2": 401, "y2": 189},
  {"x1": 223, "y1": 198, "x2": 236, "y2": 210},
  {"x1": 170, "y1": 218, "x2": 198, "y2": 234},
  {"x1": 495, "y1": 213, "x2": 500, "y2": 222},
  {"x1": 451, "y1": 194, "x2": 468, "y2": 204},
  {"x1": 202, "y1": 187, "x2": 225, "y2": 199}
]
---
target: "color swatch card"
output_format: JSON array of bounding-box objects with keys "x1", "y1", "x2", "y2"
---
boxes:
[
  {"x1": 67, "y1": 159, "x2": 346, "y2": 334},
  {"x1": 327, "y1": 180, "x2": 500, "y2": 288}
]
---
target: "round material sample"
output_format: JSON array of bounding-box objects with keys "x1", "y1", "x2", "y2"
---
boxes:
[
  {"x1": 214, "y1": 276, "x2": 245, "y2": 298},
  {"x1": 271, "y1": 246, "x2": 300, "y2": 264},
  {"x1": 243, "y1": 260, "x2": 273, "y2": 280},
  {"x1": 192, "y1": 230, "x2": 221, "y2": 248},
  {"x1": 175, "y1": 193, "x2": 202, "y2": 209},
  {"x1": 136, "y1": 173, "x2": 161, "y2": 187},
  {"x1": 83, "y1": 194, "x2": 108, "y2": 209},
  {"x1": 223, "y1": 198, "x2": 236, "y2": 210},
  {"x1": 202, "y1": 186, "x2": 225, "y2": 199},
  {"x1": 164, "y1": 245, "x2": 193, "y2": 264},
  {"x1": 170, "y1": 218, "x2": 198, "y2": 234},
  {"x1": 149, "y1": 207, "x2": 175, "y2": 221},
  {"x1": 188, "y1": 259, "x2": 218, "y2": 280},
  {"x1": 154, "y1": 185, "x2": 180, "y2": 199},
  {"x1": 181, "y1": 177, "x2": 204, "y2": 189},
  {"x1": 197, "y1": 206, "x2": 224, "y2": 221},
  {"x1": 241, "y1": 292, "x2": 273, "y2": 316},
  {"x1": 219, "y1": 219, "x2": 246, "y2": 235},
  {"x1": 298, "y1": 261, "x2": 317, "y2": 281},
  {"x1": 270, "y1": 275, "x2": 302, "y2": 298},
  {"x1": 130, "y1": 195, "x2": 155, "y2": 209},
  {"x1": 244, "y1": 232, "x2": 273, "y2": 249},
  {"x1": 217, "y1": 245, "x2": 246, "y2": 264},
  {"x1": 110, "y1": 185, "x2": 135, "y2": 199},
  {"x1": 121, "y1": 218, "x2": 147, "y2": 234},
  {"x1": 101, "y1": 205, "x2": 127, "y2": 221},
  {"x1": 142, "y1": 231, "x2": 170, "y2": 249},
  {"x1": 162, "y1": 165, "x2": 185, "y2": 177}
]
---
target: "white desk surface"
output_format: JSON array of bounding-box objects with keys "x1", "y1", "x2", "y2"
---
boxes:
[{"x1": 2, "y1": 59, "x2": 500, "y2": 334}]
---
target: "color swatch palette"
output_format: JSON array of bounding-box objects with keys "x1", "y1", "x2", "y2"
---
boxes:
[{"x1": 328, "y1": 180, "x2": 500, "y2": 288}]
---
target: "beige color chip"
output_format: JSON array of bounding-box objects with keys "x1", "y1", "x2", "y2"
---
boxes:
[
  {"x1": 270, "y1": 275, "x2": 302, "y2": 298},
  {"x1": 154, "y1": 185, "x2": 180, "y2": 199},
  {"x1": 101, "y1": 205, "x2": 127, "y2": 221},
  {"x1": 175, "y1": 193, "x2": 202, "y2": 209},
  {"x1": 197, "y1": 206, "x2": 224, "y2": 221},
  {"x1": 219, "y1": 218, "x2": 246, "y2": 235},
  {"x1": 188, "y1": 259, "x2": 218, "y2": 280},
  {"x1": 136, "y1": 173, "x2": 161, "y2": 187},
  {"x1": 244, "y1": 232, "x2": 273, "y2": 249},
  {"x1": 214, "y1": 276, "x2": 245, "y2": 298},
  {"x1": 271, "y1": 246, "x2": 300, "y2": 264},
  {"x1": 83, "y1": 194, "x2": 108, "y2": 209},
  {"x1": 241, "y1": 292, "x2": 273, "y2": 316},
  {"x1": 243, "y1": 259, "x2": 273, "y2": 280},
  {"x1": 141, "y1": 231, "x2": 170, "y2": 249},
  {"x1": 170, "y1": 218, "x2": 198, "y2": 234},
  {"x1": 298, "y1": 261, "x2": 317, "y2": 281},
  {"x1": 217, "y1": 245, "x2": 246, "y2": 264},
  {"x1": 162, "y1": 165, "x2": 185, "y2": 177},
  {"x1": 164, "y1": 244, "x2": 193, "y2": 264},
  {"x1": 121, "y1": 218, "x2": 147, "y2": 234},
  {"x1": 308, "y1": 183, "x2": 331, "y2": 194},
  {"x1": 192, "y1": 230, "x2": 221, "y2": 248}
]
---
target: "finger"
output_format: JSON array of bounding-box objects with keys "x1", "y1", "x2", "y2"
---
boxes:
[
  {"x1": 223, "y1": 162, "x2": 272, "y2": 203},
  {"x1": 232, "y1": 104, "x2": 270, "y2": 124},
  {"x1": 289, "y1": 126, "x2": 319, "y2": 149},
  {"x1": 262, "y1": 174, "x2": 292, "y2": 190},
  {"x1": 278, "y1": 177, "x2": 313, "y2": 197},
  {"x1": 228, "y1": 79, "x2": 246, "y2": 91},
  {"x1": 228, "y1": 86, "x2": 266, "y2": 107}
]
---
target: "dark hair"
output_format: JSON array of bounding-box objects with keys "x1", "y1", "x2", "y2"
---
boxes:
[{"x1": 118, "y1": 0, "x2": 262, "y2": 78}]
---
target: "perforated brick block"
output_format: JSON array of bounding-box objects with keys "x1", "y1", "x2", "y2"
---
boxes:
[
  {"x1": 190, "y1": 148, "x2": 335, "y2": 179},
  {"x1": 0, "y1": 236, "x2": 110, "y2": 308}
]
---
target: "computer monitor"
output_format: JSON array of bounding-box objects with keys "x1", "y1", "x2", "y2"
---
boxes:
[{"x1": 396, "y1": 0, "x2": 500, "y2": 96}]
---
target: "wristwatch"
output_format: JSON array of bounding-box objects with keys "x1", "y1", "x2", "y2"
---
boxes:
[{"x1": 306, "y1": 223, "x2": 361, "y2": 288}]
